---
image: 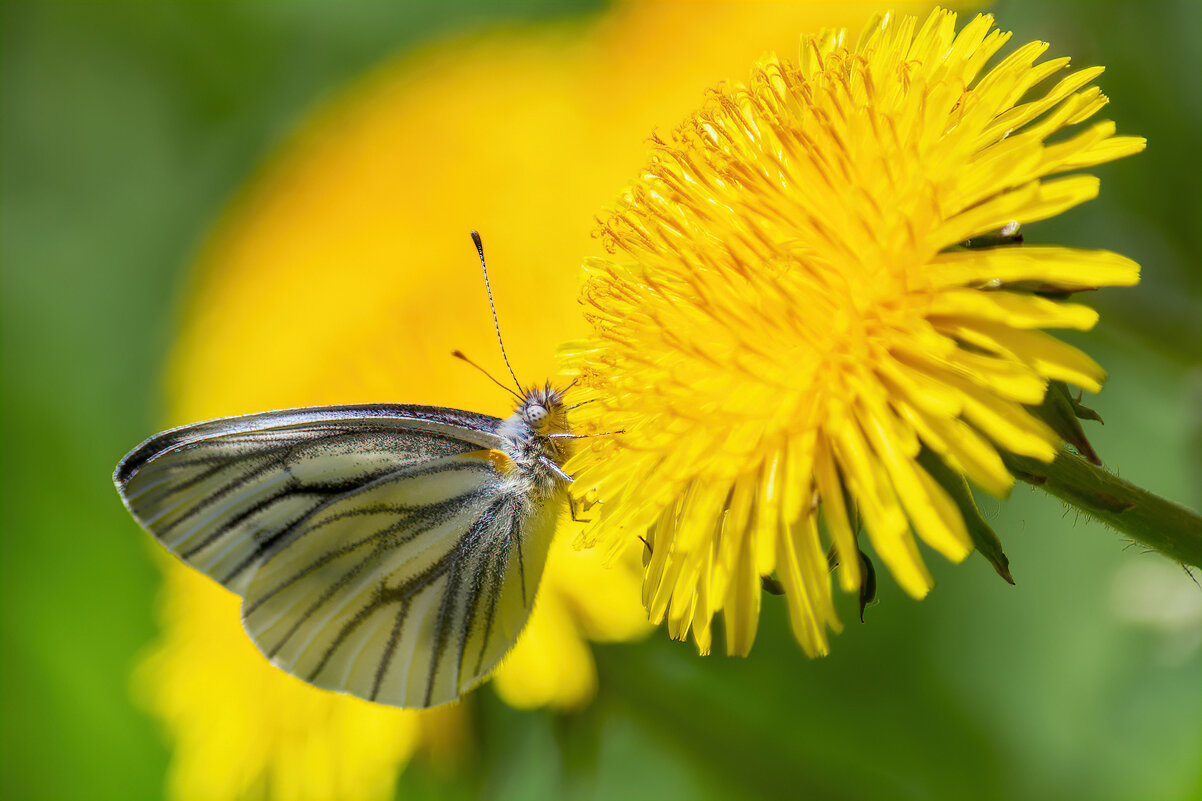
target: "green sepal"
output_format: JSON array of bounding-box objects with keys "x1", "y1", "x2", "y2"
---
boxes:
[
  {"x1": 1065, "y1": 388, "x2": 1103, "y2": 424},
  {"x1": 1029, "y1": 380, "x2": 1101, "y2": 465},
  {"x1": 918, "y1": 449, "x2": 1015, "y2": 584},
  {"x1": 855, "y1": 550, "x2": 877, "y2": 622}
]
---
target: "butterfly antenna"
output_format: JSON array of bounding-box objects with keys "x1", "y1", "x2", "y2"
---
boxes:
[
  {"x1": 471, "y1": 230, "x2": 523, "y2": 394},
  {"x1": 451, "y1": 349, "x2": 522, "y2": 400}
]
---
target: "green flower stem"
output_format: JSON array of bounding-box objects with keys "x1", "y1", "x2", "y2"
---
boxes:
[{"x1": 1003, "y1": 449, "x2": 1202, "y2": 568}]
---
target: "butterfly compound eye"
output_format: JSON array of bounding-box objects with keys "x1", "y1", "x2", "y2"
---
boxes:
[{"x1": 527, "y1": 405, "x2": 548, "y2": 426}]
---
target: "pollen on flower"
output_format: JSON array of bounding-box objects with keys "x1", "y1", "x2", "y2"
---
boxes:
[{"x1": 562, "y1": 8, "x2": 1145, "y2": 658}]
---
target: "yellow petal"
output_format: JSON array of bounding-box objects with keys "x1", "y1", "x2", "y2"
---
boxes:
[
  {"x1": 929, "y1": 289, "x2": 1100, "y2": 330},
  {"x1": 930, "y1": 246, "x2": 1140, "y2": 290}
]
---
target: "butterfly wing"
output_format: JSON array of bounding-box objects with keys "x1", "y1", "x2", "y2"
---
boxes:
[
  {"x1": 114, "y1": 404, "x2": 560, "y2": 707},
  {"x1": 115, "y1": 404, "x2": 502, "y2": 595},
  {"x1": 242, "y1": 449, "x2": 558, "y2": 707}
]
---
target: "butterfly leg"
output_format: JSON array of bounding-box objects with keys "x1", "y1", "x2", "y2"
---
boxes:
[
  {"x1": 547, "y1": 430, "x2": 624, "y2": 440},
  {"x1": 540, "y1": 456, "x2": 574, "y2": 484}
]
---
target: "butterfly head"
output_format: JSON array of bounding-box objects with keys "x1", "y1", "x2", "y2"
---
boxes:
[{"x1": 518, "y1": 384, "x2": 569, "y2": 436}]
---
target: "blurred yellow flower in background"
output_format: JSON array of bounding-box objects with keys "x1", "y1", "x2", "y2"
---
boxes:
[
  {"x1": 137, "y1": 3, "x2": 945, "y2": 799},
  {"x1": 137, "y1": 567, "x2": 440, "y2": 800},
  {"x1": 565, "y1": 9, "x2": 1145, "y2": 658}
]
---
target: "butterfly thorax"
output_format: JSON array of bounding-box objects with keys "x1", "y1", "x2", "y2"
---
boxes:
[{"x1": 496, "y1": 384, "x2": 571, "y2": 498}]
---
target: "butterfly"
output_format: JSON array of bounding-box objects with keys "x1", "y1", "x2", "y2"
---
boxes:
[{"x1": 113, "y1": 232, "x2": 586, "y2": 708}]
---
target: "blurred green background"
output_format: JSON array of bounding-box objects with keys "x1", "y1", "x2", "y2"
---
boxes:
[{"x1": 2, "y1": 1, "x2": 1198, "y2": 800}]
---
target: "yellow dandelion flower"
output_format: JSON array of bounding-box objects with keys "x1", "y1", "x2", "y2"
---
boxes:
[
  {"x1": 565, "y1": 8, "x2": 1146, "y2": 658},
  {"x1": 136, "y1": 4, "x2": 941, "y2": 799}
]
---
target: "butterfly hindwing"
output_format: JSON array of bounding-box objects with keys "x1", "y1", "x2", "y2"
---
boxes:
[{"x1": 242, "y1": 451, "x2": 558, "y2": 707}]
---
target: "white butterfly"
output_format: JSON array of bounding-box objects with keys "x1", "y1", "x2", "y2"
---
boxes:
[{"x1": 113, "y1": 233, "x2": 584, "y2": 708}]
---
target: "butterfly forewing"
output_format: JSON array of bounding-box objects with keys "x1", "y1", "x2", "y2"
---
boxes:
[
  {"x1": 114, "y1": 404, "x2": 557, "y2": 707},
  {"x1": 115, "y1": 405, "x2": 500, "y2": 594}
]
